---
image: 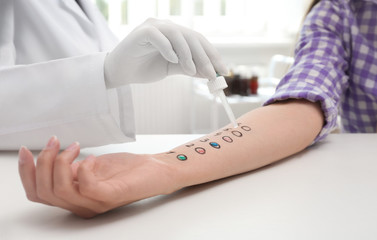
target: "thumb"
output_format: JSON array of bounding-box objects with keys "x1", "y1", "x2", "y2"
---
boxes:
[
  {"x1": 77, "y1": 156, "x2": 122, "y2": 202},
  {"x1": 77, "y1": 155, "x2": 98, "y2": 198}
]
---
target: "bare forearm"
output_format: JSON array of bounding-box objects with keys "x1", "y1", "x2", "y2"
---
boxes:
[
  {"x1": 18, "y1": 99, "x2": 324, "y2": 217},
  {"x1": 157, "y1": 99, "x2": 324, "y2": 190}
]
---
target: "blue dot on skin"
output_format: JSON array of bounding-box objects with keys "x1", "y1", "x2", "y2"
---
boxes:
[{"x1": 209, "y1": 142, "x2": 220, "y2": 149}]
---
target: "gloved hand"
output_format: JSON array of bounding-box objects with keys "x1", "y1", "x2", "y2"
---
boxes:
[{"x1": 104, "y1": 18, "x2": 228, "y2": 88}]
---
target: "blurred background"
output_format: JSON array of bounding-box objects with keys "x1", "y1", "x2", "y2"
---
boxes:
[{"x1": 92, "y1": 0, "x2": 312, "y2": 134}]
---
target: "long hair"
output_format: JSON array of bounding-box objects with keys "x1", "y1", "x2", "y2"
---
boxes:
[
  {"x1": 289, "y1": 0, "x2": 323, "y2": 63},
  {"x1": 306, "y1": 0, "x2": 321, "y2": 15}
]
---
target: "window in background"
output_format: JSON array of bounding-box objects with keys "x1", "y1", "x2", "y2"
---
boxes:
[
  {"x1": 92, "y1": 0, "x2": 311, "y2": 42},
  {"x1": 121, "y1": 0, "x2": 128, "y2": 24},
  {"x1": 220, "y1": 0, "x2": 226, "y2": 16},
  {"x1": 169, "y1": 0, "x2": 181, "y2": 15},
  {"x1": 95, "y1": 0, "x2": 109, "y2": 20},
  {"x1": 194, "y1": 0, "x2": 204, "y2": 16}
]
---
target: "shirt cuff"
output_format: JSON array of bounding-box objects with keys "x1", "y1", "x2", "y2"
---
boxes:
[{"x1": 263, "y1": 83, "x2": 338, "y2": 143}]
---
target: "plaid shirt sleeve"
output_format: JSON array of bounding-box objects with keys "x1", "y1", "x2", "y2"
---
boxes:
[{"x1": 264, "y1": 0, "x2": 351, "y2": 143}]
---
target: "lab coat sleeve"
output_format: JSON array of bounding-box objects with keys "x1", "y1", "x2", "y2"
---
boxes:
[{"x1": 0, "y1": 53, "x2": 136, "y2": 150}]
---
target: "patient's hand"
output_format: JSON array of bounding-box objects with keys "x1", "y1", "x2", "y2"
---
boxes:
[{"x1": 18, "y1": 136, "x2": 178, "y2": 218}]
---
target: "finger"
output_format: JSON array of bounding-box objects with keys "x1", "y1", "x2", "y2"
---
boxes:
[
  {"x1": 71, "y1": 161, "x2": 80, "y2": 181},
  {"x1": 35, "y1": 136, "x2": 60, "y2": 202},
  {"x1": 18, "y1": 146, "x2": 50, "y2": 204},
  {"x1": 53, "y1": 142, "x2": 80, "y2": 193},
  {"x1": 77, "y1": 156, "x2": 102, "y2": 199},
  {"x1": 143, "y1": 26, "x2": 179, "y2": 64},
  {"x1": 77, "y1": 155, "x2": 96, "y2": 196},
  {"x1": 53, "y1": 143, "x2": 105, "y2": 212},
  {"x1": 156, "y1": 26, "x2": 197, "y2": 75},
  {"x1": 197, "y1": 34, "x2": 228, "y2": 75},
  {"x1": 32, "y1": 138, "x2": 98, "y2": 217},
  {"x1": 184, "y1": 34, "x2": 217, "y2": 80}
]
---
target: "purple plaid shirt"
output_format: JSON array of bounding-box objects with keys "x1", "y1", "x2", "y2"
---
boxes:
[{"x1": 264, "y1": 0, "x2": 377, "y2": 142}]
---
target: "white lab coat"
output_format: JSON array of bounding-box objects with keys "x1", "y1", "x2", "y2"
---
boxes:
[{"x1": 0, "y1": 0, "x2": 135, "y2": 150}]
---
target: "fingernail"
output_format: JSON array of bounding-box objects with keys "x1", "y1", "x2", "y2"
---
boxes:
[
  {"x1": 66, "y1": 142, "x2": 79, "y2": 151},
  {"x1": 46, "y1": 136, "x2": 57, "y2": 149},
  {"x1": 18, "y1": 146, "x2": 28, "y2": 164}
]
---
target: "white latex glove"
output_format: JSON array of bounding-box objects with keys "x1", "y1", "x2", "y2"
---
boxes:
[{"x1": 104, "y1": 18, "x2": 228, "y2": 88}]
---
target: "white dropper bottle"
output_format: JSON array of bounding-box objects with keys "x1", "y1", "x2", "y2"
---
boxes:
[{"x1": 207, "y1": 74, "x2": 238, "y2": 128}]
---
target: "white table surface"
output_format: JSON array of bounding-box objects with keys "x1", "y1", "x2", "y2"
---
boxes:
[{"x1": 1, "y1": 134, "x2": 377, "y2": 240}]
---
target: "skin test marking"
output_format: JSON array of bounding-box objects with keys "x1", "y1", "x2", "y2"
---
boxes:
[
  {"x1": 166, "y1": 151, "x2": 176, "y2": 154},
  {"x1": 223, "y1": 128, "x2": 231, "y2": 131},
  {"x1": 177, "y1": 154, "x2": 188, "y2": 161},
  {"x1": 241, "y1": 126, "x2": 251, "y2": 131},
  {"x1": 214, "y1": 132, "x2": 222, "y2": 136},
  {"x1": 231, "y1": 130, "x2": 243, "y2": 137},
  {"x1": 200, "y1": 138, "x2": 210, "y2": 142},
  {"x1": 185, "y1": 144, "x2": 195, "y2": 148},
  {"x1": 222, "y1": 136, "x2": 233, "y2": 143},
  {"x1": 209, "y1": 142, "x2": 221, "y2": 149},
  {"x1": 195, "y1": 147, "x2": 206, "y2": 154}
]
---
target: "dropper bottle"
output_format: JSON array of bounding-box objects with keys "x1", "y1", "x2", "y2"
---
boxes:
[{"x1": 207, "y1": 74, "x2": 238, "y2": 128}]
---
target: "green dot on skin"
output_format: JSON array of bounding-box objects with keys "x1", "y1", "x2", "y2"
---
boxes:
[{"x1": 177, "y1": 154, "x2": 187, "y2": 161}]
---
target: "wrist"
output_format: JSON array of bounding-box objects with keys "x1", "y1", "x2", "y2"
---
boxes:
[
  {"x1": 152, "y1": 146, "x2": 213, "y2": 191},
  {"x1": 151, "y1": 153, "x2": 189, "y2": 194}
]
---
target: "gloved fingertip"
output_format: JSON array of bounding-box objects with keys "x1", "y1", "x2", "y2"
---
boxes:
[
  {"x1": 217, "y1": 65, "x2": 229, "y2": 76},
  {"x1": 184, "y1": 59, "x2": 197, "y2": 75},
  {"x1": 208, "y1": 73, "x2": 217, "y2": 81},
  {"x1": 169, "y1": 53, "x2": 179, "y2": 64},
  {"x1": 204, "y1": 64, "x2": 217, "y2": 80}
]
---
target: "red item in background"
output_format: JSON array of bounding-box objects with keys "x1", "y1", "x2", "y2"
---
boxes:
[{"x1": 249, "y1": 75, "x2": 258, "y2": 95}]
